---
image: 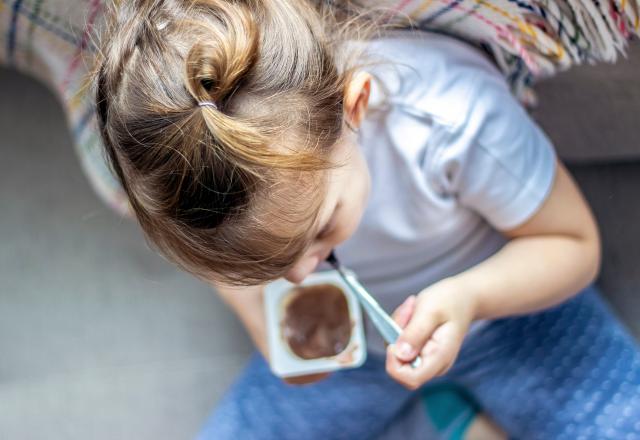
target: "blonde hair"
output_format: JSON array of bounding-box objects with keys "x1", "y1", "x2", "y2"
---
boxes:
[{"x1": 93, "y1": 0, "x2": 391, "y2": 285}]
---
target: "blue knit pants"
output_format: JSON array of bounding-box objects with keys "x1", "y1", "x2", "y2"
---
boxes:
[{"x1": 197, "y1": 285, "x2": 640, "y2": 439}]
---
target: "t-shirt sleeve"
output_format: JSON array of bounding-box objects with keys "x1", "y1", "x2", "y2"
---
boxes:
[{"x1": 425, "y1": 74, "x2": 557, "y2": 231}]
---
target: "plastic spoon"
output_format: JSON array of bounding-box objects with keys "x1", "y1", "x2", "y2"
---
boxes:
[{"x1": 326, "y1": 251, "x2": 422, "y2": 369}]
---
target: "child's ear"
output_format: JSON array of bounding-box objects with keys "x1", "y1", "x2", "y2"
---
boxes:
[{"x1": 344, "y1": 71, "x2": 372, "y2": 130}]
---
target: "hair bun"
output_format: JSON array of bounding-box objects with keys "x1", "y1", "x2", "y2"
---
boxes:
[{"x1": 184, "y1": 3, "x2": 260, "y2": 106}]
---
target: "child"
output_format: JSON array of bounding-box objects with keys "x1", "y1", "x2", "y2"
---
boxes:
[
  {"x1": 6, "y1": 0, "x2": 640, "y2": 438},
  {"x1": 92, "y1": 1, "x2": 640, "y2": 438},
  {"x1": 5, "y1": 2, "x2": 495, "y2": 437}
]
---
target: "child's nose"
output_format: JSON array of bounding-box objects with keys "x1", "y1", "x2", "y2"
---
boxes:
[{"x1": 284, "y1": 255, "x2": 320, "y2": 284}]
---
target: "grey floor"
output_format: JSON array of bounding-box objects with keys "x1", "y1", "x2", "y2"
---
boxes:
[
  {"x1": 0, "y1": 68, "x2": 252, "y2": 440},
  {"x1": 2, "y1": 52, "x2": 640, "y2": 439}
]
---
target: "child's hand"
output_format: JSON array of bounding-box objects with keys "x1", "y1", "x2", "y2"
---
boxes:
[{"x1": 386, "y1": 279, "x2": 476, "y2": 390}]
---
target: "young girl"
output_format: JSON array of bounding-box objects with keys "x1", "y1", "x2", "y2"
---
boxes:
[{"x1": 5, "y1": 0, "x2": 640, "y2": 438}]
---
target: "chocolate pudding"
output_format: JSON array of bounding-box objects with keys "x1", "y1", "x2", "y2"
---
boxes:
[{"x1": 281, "y1": 283, "x2": 352, "y2": 360}]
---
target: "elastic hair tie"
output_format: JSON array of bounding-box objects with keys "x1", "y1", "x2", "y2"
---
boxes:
[{"x1": 199, "y1": 101, "x2": 218, "y2": 110}]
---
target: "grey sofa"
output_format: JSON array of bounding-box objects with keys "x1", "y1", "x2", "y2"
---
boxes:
[
  {"x1": 532, "y1": 40, "x2": 640, "y2": 337},
  {"x1": 0, "y1": 41, "x2": 638, "y2": 439}
]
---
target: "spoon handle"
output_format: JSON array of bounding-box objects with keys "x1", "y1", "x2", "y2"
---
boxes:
[{"x1": 333, "y1": 266, "x2": 422, "y2": 369}]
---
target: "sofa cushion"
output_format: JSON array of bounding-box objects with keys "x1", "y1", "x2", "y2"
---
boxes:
[{"x1": 532, "y1": 41, "x2": 640, "y2": 163}]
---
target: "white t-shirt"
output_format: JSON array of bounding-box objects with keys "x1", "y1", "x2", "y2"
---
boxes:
[{"x1": 330, "y1": 31, "x2": 557, "y2": 353}]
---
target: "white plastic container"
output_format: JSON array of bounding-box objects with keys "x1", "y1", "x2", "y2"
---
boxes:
[{"x1": 264, "y1": 270, "x2": 367, "y2": 378}]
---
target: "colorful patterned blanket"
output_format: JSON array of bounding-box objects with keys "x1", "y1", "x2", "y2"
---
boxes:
[{"x1": 379, "y1": 0, "x2": 640, "y2": 105}]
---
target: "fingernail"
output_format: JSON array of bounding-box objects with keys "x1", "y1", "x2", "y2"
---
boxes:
[{"x1": 397, "y1": 342, "x2": 415, "y2": 359}]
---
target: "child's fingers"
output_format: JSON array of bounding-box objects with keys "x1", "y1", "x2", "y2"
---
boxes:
[
  {"x1": 393, "y1": 303, "x2": 443, "y2": 362},
  {"x1": 385, "y1": 296, "x2": 416, "y2": 349},
  {"x1": 386, "y1": 346, "x2": 441, "y2": 390},
  {"x1": 386, "y1": 323, "x2": 461, "y2": 389},
  {"x1": 424, "y1": 323, "x2": 461, "y2": 375},
  {"x1": 391, "y1": 295, "x2": 416, "y2": 329}
]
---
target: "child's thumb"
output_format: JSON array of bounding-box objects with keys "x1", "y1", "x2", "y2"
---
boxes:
[
  {"x1": 391, "y1": 295, "x2": 416, "y2": 329},
  {"x1": 394, "y1": 308, "x2": 440, "y2": 362}
]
